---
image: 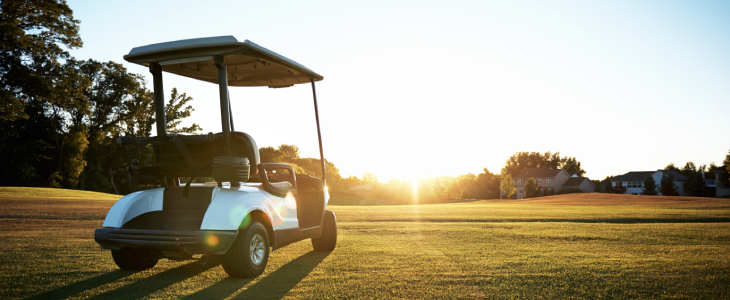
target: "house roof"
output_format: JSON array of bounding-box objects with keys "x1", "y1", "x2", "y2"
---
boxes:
[
  {"x1": 515, "y1": 168, "x2": 562, "y2": 178},
  {"x1": 562, "y1": 177, "x2": 593, "y2": 187},
  {"x1": 612, "y1": 171, "x2": 655, "y2": 182},
  {"x1": 612, "y1": 170, "x2": 688, "y2": 182},
  {"x1": 348, "y1": 185, "x2": 372, "y2": 191}
]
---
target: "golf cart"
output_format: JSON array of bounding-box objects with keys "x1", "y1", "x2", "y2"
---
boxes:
[{"x1": 94, "y1": 36, "x2": 336, "y2": 278}]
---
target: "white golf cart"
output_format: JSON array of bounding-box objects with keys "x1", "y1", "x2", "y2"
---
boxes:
[{"x1": 94, "y1": 36, "x2": 336, "y2": 278}]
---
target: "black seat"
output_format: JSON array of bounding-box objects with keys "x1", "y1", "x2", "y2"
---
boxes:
[{"x1": 129, "y1": 131, "x2": 261, "y2": 183}]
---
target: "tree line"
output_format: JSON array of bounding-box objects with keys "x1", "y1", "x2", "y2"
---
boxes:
[
  {"x1": 337, "y1": 151, "x2": 585, "y2": 204},
  {"x1": 0, "y1": 0, "x2": 201, "y2": 194}
]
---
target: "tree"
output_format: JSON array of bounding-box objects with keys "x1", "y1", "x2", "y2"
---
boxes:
[
  {"x1": 475, "y1": 168, "x2": 501, "y2": 199},
  {"x1": 278, "y1": 144, "x2": 300, "y2": 162},
  {"x1": 259, "y1": 146, "x2": 284, "y2": 163},
  {"x1": 163, "y1": 88, "x2": 202, "y2": 134},
  {"x1": 561, "y1": 157, "x2": 585, "y2": 177},
  {"x1": 641, "y1": 175, "x2": 658, "y2": 195},
  {"x1": 680, "y1": 162, "x2": 698, "y2": 185},
  {"x1": 501, "y1": 151, "x2": 585, "y2": 178},
  {"x1": 688, "y1": 172, "x2": 707, "y2": 197},
  {"x1": 665, "y1": 163, "x2": 680, "y2": 172},
  {"x1": 591, "y1": 179, "x2": 603, "y2": 193},
  {"x1": 603, "y1": 178, "x2": 613, "y2": 192},
  {"x1": 0, "y1": 0, "x2": 83, "y2": 121},
  {"x1": 524, "y1": 178, "x2": 540, "y2": 198},
  {"x1": 722, "y1": 149, "x2": 730, "y2": 188},
  {"x1": 500, "y1": 174, "x2": 516, "y2": 199},
  {"x1": 361, "y1": 172, "x2": 378, "y2": 185},
  {"x1": 659, "y1": 173, "x2": 679, "y2": 196}
]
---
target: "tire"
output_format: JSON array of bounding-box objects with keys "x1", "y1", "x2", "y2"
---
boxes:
[
  {"x1": 222, "y1": 221, "x2": 270, "y2": 278},
  {"x1": 312, "y1": 210, "x2": 337, "y2": 251},
  {"x1": 111, "y1": 247, "x2": 159, "y2": 270}
]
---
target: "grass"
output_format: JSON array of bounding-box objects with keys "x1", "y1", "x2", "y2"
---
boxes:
[
  {"x1": 0, "y1": 187, "x2": 122, "y2": 200},
  {"x1": 1, "y1": 190, "x2": 729, "y2": 299}
]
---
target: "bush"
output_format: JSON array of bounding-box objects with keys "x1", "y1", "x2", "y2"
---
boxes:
[{"x1": 556, "y1": 188, "x2": 584, "y2": 195}]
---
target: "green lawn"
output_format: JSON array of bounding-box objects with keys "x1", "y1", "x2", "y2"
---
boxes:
[
  {"x1": 1, "y1": 191, "x2": 729, "y2": 299},
  {"x1": 0, "y1": 187, "x2": 122, "y2": 200}
]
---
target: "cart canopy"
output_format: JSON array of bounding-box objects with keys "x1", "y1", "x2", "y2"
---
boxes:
[{"x1": 124, "y1": 36, "x2": 322, "y2": 88}]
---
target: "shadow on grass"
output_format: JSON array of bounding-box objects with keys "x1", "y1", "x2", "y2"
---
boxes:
[
  {"x1": 25, "y1": 270, "x2": 134, "y2": 300},
  {"x1": 184, "y1": 251, "x2": 330, "y2": 300},
  {"x1": 83, "y1": 261, "x2": 218, "y2": 300}
]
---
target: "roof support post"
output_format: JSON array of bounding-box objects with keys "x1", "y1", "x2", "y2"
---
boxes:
[
  {"x1": 310, "y1": 79, "x2": 326, "y2": 187},
  {"x1": 149, "y1": 62, "x2": 166, "y2": 137},
  {"x1": 214, "y1": 55, "x2": 232, "y2": 155}
]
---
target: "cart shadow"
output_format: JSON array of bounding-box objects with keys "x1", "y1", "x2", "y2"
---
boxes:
[
  {"x1": 183, "y1": 251, "x2": 330, "y2": 300},
  {"x1": 25, "y1": 269, "x2": 134, "y2": 300},
  {"x1": 83, "y1": 261, "x2": 218, "y2": 300}
]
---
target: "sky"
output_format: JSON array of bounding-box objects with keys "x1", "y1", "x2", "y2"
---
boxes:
[{"x1": 66, "y1": 0, "x2": 730, "y2": 182}]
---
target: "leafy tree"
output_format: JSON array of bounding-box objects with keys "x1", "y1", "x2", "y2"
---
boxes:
[
  {"x1": 688, "y1": 172, "x2": 707, "y2": 197},
  {"x1": 475, "y1": 168, "x2": 500, "y2": 199},
  {"x1": 665, "y1": 163, "x2": 680, "y2": 172},
  {"x1": 721, "y1": 149, "x2": 730, "y2": 188},
  {"x1": 680, "y1": 162, "x2": 698, "y2": 184},
  {"x1": 259, "y1": 146, "x2": 284, "y2": 163},
  {"x1": 163, "y1": 88, "x2": 202, "y2": 134},
  {"x1": 58, "y1": 125, "x2": 88, "y2": 188},
  {"x1": 361, "y1": 172, "x2": 378, "y2": 185},
  {"x1": 500, "y1": 174, "x2": 516, "y2": 199},
  {"x1": 659, "y1": 173, "x2": 679, "y2": 196},
  {"x1": 561, "y1": 157, "x2": 585, "y2": 177},
  {"x1": 524, "y1": 178, "x2": 540, "y2": 198},
  {"x1": 641, "y1": 175, "x2": 658, "y2": 195},
  {"x1": 592, "y1": 180, "x2": 604, "y2": 193},
  {"x1": 456, "y1": 173, "x2": 480, "y2": 199},
  {"x1": 276, "y1": 144, "x2": 299, "y2": 162},
  {"x1": 501, "y1": 151, "x2": 585, "y2": 178},
  {"x1": 0, "y1": 0, "x2": 82, "y2": 121}
]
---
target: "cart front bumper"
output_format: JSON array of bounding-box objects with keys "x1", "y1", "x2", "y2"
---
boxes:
[{"x1": 94, "y1": 228, "x2": 237, "y2": 255}]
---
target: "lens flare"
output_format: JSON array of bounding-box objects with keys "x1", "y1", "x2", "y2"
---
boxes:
[
  {"x1": 229, "y1": 205, "x2": 246, "y2": 228},
  {"x1": 412, "y1": 177, "x2": 419, "y2": 204},
  {"x1": 205, "y1": 234, "x2": 220, "y2": 246},
  {"x1": 285, "y1": 191, "x2": 297, "y2": 209}
]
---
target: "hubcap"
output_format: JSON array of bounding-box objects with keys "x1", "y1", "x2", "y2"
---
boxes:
[{"x1": 249, "y1": 234, "x2": 266, "y2": 266}]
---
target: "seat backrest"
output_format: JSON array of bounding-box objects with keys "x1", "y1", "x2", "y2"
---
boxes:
[
  {"x1": 148, "y1": 131, "x2": 260, "y2": 179},
  {"x1": 213, "y1": 132, "x2": 260, "y2": 176}
]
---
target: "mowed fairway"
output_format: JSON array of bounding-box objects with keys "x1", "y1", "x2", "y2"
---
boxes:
[{"x1": 1, "y1": 190, "x2": 730, "y2": 299}]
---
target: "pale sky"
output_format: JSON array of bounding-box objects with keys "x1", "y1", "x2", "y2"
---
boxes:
[{"x1": 67, "y1": 0, "x2": 730, "y2": 182}]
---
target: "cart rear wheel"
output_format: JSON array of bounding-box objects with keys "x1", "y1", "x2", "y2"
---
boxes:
[
  {"x1": 222, "y1": 221, "x2": 269, "y2": 278},
  {"x1": 312, "y1": 210, "x2": 337, "y2": 251},
  {"x1": 111, "y1": 248, "x2": 159, "y2": 270}
]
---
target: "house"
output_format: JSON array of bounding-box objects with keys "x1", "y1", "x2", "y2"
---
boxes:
[
  {"x1": 713, "y1": 167, "x2": 730, "y2": 197},
  {"x1": 611, "y1": 170, "x2": 687, "y2": 195},
  {"x1": 562, "y1": 177, "x2": 596, "y2": 193},
  {"x1": 347, "y1": 185, "x2": 373, "y2": 195},
  {"x1": 501, "y1": 168, "x2": 595, "y2": 199}
]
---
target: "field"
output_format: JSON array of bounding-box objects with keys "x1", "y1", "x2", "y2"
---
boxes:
[{"x1": 1, "y1": 189, "x2": 729, "y2": 299}]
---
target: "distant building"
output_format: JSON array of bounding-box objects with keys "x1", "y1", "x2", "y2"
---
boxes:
[
  {"x1": 714, "y1": 168, "x2": 730, "y2": 198},
  {"x1": 611, "y1": 170, "x2": 687, "y2": 195},
  {"x1": 347, "y1": 185, "x2": 373, "y2": 195},
  {"x1": 500, "y1": 168, "x2": 595, "y2": 199},
  {"x1": 562, "y1": 177, "x2": 596, "y2": 193}
]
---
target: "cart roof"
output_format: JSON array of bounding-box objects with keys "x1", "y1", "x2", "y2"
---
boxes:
[{"x1": 123, "y1": 36, "x2": 322, "y2": 88}]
